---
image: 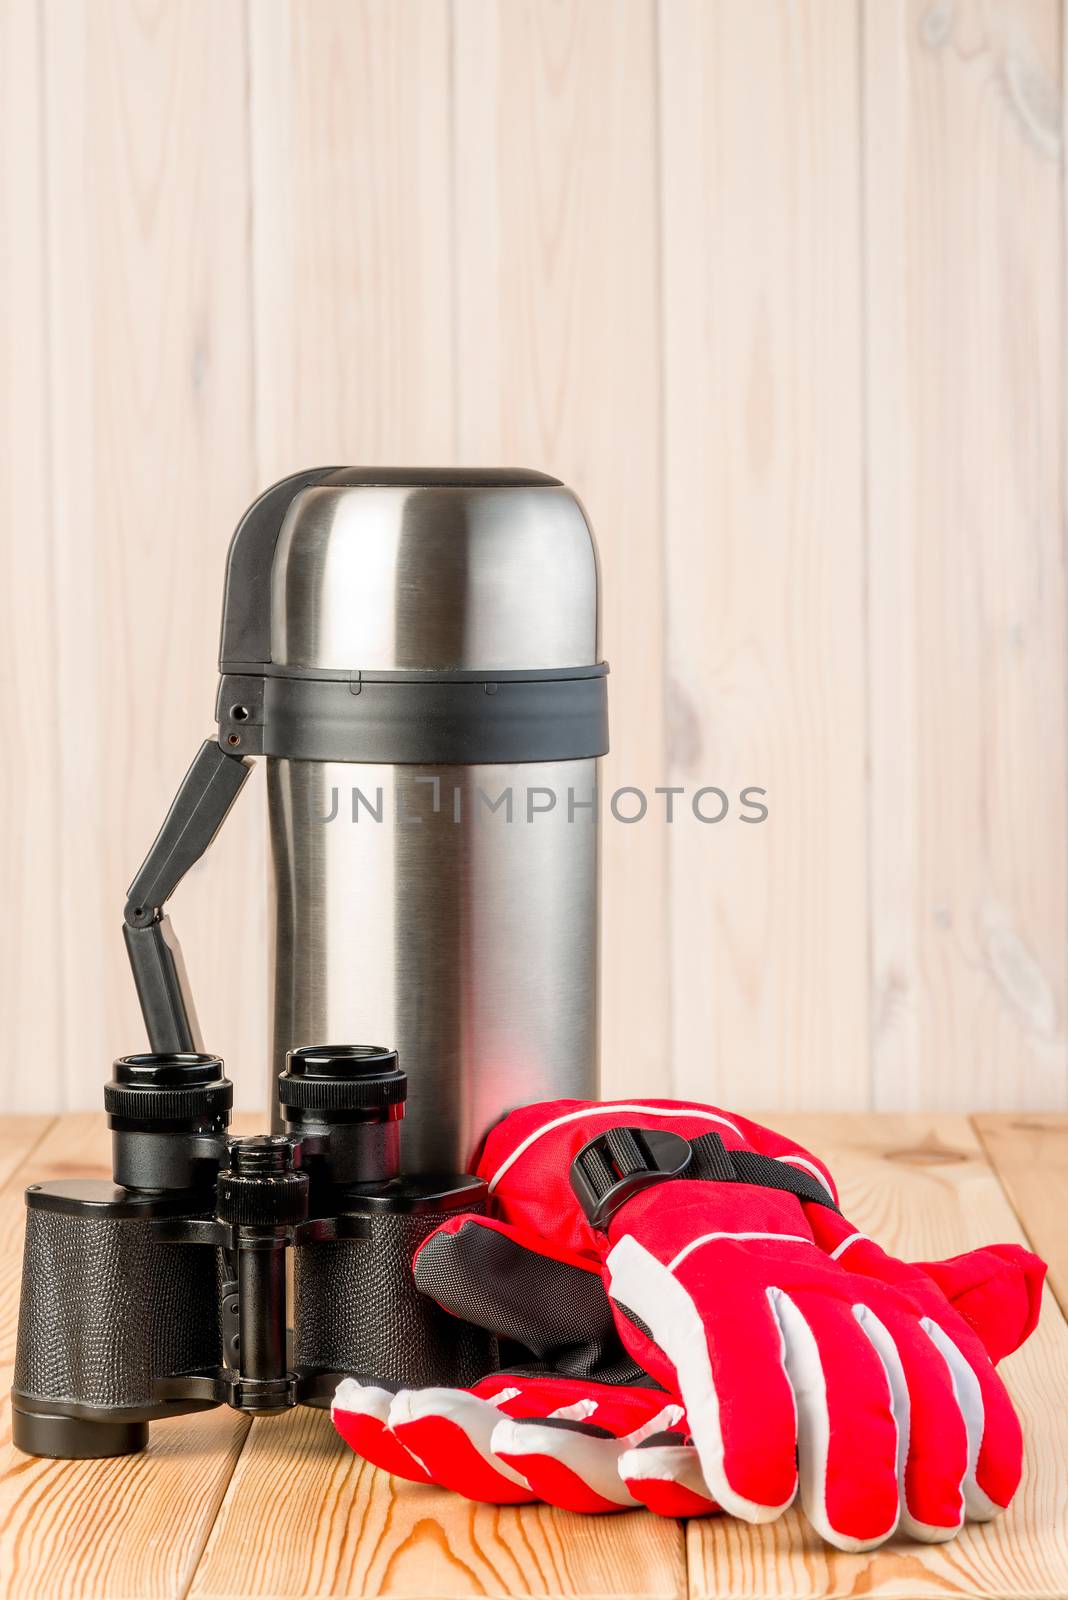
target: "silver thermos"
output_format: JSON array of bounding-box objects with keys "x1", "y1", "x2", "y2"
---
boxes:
[{"x1": 124, "y1": 468, "x2": 606, "y2": 1172}]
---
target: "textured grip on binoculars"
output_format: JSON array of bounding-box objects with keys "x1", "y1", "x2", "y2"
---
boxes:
[
  {"x1": 294, "y1": 1202, "x2": 497, "y2": 1391},
  {"x1": 13, "y1": 1204, "x2": 221, "y2": 1412}
]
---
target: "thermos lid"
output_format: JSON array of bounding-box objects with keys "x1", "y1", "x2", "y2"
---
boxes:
[{"x1": 214, "y1": 468, "x2": 608, "y2": 765}]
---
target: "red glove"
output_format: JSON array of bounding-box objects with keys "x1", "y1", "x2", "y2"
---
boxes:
[
  {"x1": 461, "y1": 1099, "x2": 1044, "y2": 1550},
  {"x1": 332, "y1": 1212, "x2": 718, "y2": 1516},
  {"x1": 331, "y1": 1229, "x2": 1037, "y2": 1525},
  {"x1": 332, "y1": 1099, "x2": 1044, "y2": 1549}
]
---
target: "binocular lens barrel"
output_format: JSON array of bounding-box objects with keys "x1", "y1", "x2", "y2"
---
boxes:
[
  {"x1": 278, "y1": 1045, "x2": 406, "y2": 1191},
  {"x1": 105, "y1": 1052, "x2": 232, "y2": 1192}
]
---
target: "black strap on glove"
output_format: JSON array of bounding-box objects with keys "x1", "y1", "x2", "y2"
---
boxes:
[{"x1": 570, "y1": 1127, "x2": 840, "y2": 1231}]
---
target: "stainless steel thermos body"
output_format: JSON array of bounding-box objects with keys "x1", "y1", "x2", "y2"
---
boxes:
[
  {"x1": 267, "y1": 756, "x2": 599, "y2": 1170},
  {"x1": 109, "y1": 467, "x2": 603, "y2": 1175}
]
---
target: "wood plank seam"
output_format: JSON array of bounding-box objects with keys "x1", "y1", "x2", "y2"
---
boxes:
[
  {"x1": 973, "y1": 1112, "x2": 1068, "y2": 1323},
  {"x1": 176, "y1": 1427, "x2": 256, "y2": 1600},
  {"x1": 970, "y1": 1113, "x2": 1043, "y2": 1259},
  {"x1": 858, "y1": 0, "x2": 875, "y2": 1120},
  {"x1": 1, "y1": 0, "x2": 65, "y2": 1111},
  {"x1": 650, "y1": 0, "x2": 676, "y2": 1085}
]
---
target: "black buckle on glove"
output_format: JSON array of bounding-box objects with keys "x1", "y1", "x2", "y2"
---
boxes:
[
  {"x1": 570, "y1": 1125, "x2": 840, "y2": 1230},
  {"x1": 569, "y1": 1127, "x2": 699, "y2": 1230}
]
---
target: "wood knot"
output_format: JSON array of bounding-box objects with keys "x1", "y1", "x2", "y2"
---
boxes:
[
  {"x1": 667, "y1": 678, "x2": 703, "y2": 773},
  {"x1": 884, "y1": 1137, "x2": 967, "y2": 1167},
  {"x1": 919, "y1": 0, "x2": 954, "y2": 51}
]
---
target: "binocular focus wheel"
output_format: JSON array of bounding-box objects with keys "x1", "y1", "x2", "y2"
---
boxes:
[{"x1": 11, "y1": 1399, "x2": 148, "y2": 1460}]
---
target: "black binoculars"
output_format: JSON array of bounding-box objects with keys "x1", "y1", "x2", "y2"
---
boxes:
[{"x1": 12, "y1": 1045, "x2": 493, "y2": 1459}]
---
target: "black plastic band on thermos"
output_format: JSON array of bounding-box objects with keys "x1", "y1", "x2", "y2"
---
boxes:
[{"x1": 216, "y1": 667, "x2": 609, "y2": 764}]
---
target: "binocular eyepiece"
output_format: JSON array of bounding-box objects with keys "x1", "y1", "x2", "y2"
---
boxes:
[
  {"x1": 12, "y1": 1045, "x2": 493, "y2": 1459},
  {"x1": 105, "y1": 1050, "x2": 233, "y2": 1192}
]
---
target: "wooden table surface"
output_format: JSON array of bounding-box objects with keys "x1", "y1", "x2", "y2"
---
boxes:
[{"x1": 0, "y1": 1112, "x2": 1065, "y2": 1600}]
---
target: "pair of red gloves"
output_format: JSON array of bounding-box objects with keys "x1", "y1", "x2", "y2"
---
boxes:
[{"x1": 332, "y1": 1099, "x2": 1044, "y2": 1551}]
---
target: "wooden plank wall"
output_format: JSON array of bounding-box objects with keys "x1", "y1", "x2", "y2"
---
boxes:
[{"x1": 0, "y1": 0, "x2": 1063, "y2": 1116}]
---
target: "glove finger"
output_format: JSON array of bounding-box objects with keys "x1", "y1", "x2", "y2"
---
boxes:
[
  {"x1": 491, "y1": 1393, "x2": 681, "y2": 1514},
  {"x1": 388, "y1": 1384, "x2": 537, "y2": 1505},
  {"x1": 920, "y1": 1315, "x2": 1023, "y2": 1519},
  {"x1": 916, "y1": 1244, "x2": 1046, "y2": 1362},
  {"x1": 852, "y1": 1302, "x2": 968, "y2": 1541},
  {"x1": 619, "y1": 1429, "x2": 720, "y2": 1518},
  {"x1": 491, "y1": 1414, "x2": 635, "y2": 1513},
  {"x1": 331, "y1": 1380, "x2": 433, "y2": 1484},
  {"x1": 605, "y1": 1234, "x2": 799, "y2": 1522},
  {"x1": 806, "y1": 1216, "x2": 1046, "y2": 1364},
  {"x1": 769, "y1": 1288, "x2": 900, "y2": 1551},
  {"x1": 804, "y1": 1216, "x2": 1026, "y2": 1523}
]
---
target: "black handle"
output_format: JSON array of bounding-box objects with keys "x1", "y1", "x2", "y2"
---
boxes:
[{"x1": 123, "y1": 740, "x2": 252, "y2": 1054}]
